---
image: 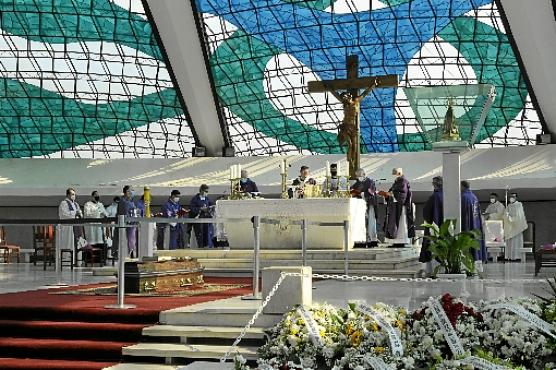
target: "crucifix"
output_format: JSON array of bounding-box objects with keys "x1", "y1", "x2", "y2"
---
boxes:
[{"x1": 307, "y1": 55, "x2": 398, "y2": 179}]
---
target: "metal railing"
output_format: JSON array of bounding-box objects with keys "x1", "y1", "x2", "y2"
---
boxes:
[{"x1": 1, "y1": 215, "x2": 353, "y2": 306}]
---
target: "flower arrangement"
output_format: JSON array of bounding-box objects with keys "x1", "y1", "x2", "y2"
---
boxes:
[{"x1": 235, "y1": 293, "x2": 556, "y2": 370}]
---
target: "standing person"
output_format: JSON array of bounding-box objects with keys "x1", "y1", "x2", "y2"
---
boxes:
[
  {"x1": 83, "y1": 191, "x2": 108, "y2": 248},
  {"x1": 157, "y1": 190, "x2": 184, "y2": 250},
  {"x1": 58, "y1": 188, "x2": 82, "y2": 250},
  {"x1": 504, "y1": 193, "x2": 528, "y2": 262},
  {"x1": 239, "y1": 170, "x2": 259, "y2": 194},
  {"x1": 116, "y1": 185, "x2": 138, "y2": 257},
  {"x1": 461, "y1": 180, "x2": 486, "y2": 264},
  {"x1": 289, "y1": 165, "x2": 316, "y2": 198},
  {"x1": 322, "y1": 163, "x2": 347, "y2": 196},
  {"x1": 189, "y1": 184, "x2": 214, "y2": 248},
  {"x1": 420, "y1": 176, "x2": 444, "y2": 271},
  {"x1": 350, "y1": 168, "x2": 378, "y2": 245},
  {"x1": 484, "y1": 193, "x2": 505, "y2": 221},
  {"x1": 105, "y1": 197, "x2": 120, "y2": 218},
  {"x1": 383, "y1": 168, "x2": 415, "y2": 245}
]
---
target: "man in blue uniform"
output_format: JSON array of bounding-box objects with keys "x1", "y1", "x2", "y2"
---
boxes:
[
  {"x1": 157, "y1": 190, "x2": 184, "y2": 250},
  {"x1": 239, "y1": 169, "x2": 259, "y2": 194},
  {"x1": 461, "y1": 180, "x2": 486, "y2": 263},
  {"x1": 189, "y1": 184, "x2": 214, "y2": 248}
]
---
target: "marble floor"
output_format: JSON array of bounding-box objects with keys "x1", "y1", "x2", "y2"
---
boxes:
[
  {"x1": 314, "y1": 261, "x2": 555, "y2": 310},
  {"x1": 0, "y1": 263, "x2": 115, "y2": 294}
]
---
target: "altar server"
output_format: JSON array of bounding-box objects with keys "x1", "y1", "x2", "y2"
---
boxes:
[
  {"x1": 504, "y1": 193, "x2": 528, "y2": 261},
  {"x1": 83, "y1": 190, "x2": 108, "y2": 248},
  {"x1": 239, "y1": 169, "x2": 259, "y2": 194},
  {"x1": 461, "y1": 181, "x2": 486, "y2": 262},
  {"x1": 189, "y1": 184, "x2": 214, "y2": 248},
  {"x1": 383, "y1": 168, "x2": 415, "y2": 244},
  {"x1": 484, "y1": 193, "x2": 505, "y2": 221},
  {"x1": 420, "y1": 176, "x2": 444, "y2": 265},
  {"x1": 322, "y1": 163, "x2": 347, "y2": 195},
  {"x1": 289, "y1": 165, "x2": 316, "y2": 198},
  {"x1": 158, "y1": 190, "x2": 184, "y2": 250},
  {"x1": 350, "y1": 168, "x2": 378, "y2": 244},
  {"x1": 58, "y1": 188, "x2": 82, "y2": 250}
]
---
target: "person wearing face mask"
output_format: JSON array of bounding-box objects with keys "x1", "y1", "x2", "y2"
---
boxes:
[
  {"x1": 504, "y1": 193, "x2": 527, "y2": 262},
  {"x1": 115, "y1": 185, "x2": 138, "y2": 257},
  {"x1": 105, "y1": 197, "x2": 120, "y2": 218},
  {"x1": 83, "y1": 190, "x2": 108, "y2": 248},
  {"x1": 419, "y1": 176, "x2": 444, "y2": 274},
  {"x1": 322, "y1": 163, "x2": 347, "y2": 196},
  {"x1": 157, "y1": 190, "x2": 184, "y2": 250},
  {"x1": 382, "y1": 168, "x2": 415, "y2": 246},
  {"x1": 484, "y1": 193, "x2": 505, "y2": 221},
  {"x1": 461, "y1": 180, "x2": 487, "y2": 264},
  {"x1": 350, "y1": 168, "x2": 378, "y2": 246},
  {"x1": 239, "y1": 170, "x2": 259, "y2": 195},
  {"x1": 189, "y1": 184, "x2": 214, "y2": 248},
  {"x1": 58, "y1": 188, "x2": 83, "y2": 252}
]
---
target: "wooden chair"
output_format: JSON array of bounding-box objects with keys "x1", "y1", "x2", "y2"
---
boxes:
[
  {"x1": 33, "y1": 225, "x2": 55, "y2": 270},
  {"x1": 0, "y1": 227, "x2": 21, "y2": 263}
]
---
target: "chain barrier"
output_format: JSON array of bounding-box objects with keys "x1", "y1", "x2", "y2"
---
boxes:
[{"x1": 220, "y1": 271, "x2": 550, "y2": 363}]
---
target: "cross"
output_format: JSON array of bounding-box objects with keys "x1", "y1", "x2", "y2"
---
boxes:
[{"x1": 307, "y1": 55, "x2": 398, "y2": 179}]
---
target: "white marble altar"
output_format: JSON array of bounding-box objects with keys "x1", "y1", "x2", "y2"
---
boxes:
[{"x1": 215, "y1": 198, "x2": 367, "y2": 250}]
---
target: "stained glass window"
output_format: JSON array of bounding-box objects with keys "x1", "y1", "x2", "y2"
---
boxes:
[
  {"x1": 0, "y1": 0, "x2": 194, "y2": 158},
  {"x1": 198, "y1": 0, "x2": 543, "y2": 154}
]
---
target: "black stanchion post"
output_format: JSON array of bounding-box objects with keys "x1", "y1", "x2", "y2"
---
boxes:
[
  {"x1": 301, "y1": 219, "x2": 307, "y2": 266},
  {"x1": 343, "y1": 220, "x2": 350, "y2": 276},
  {"x1": 243, "y1": 215, "x2": 262, "y2": 300}
]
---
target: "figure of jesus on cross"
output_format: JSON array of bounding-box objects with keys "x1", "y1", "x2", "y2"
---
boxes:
[{"x1": 308, "y1": 55, "x2": 398, "y2": 179}]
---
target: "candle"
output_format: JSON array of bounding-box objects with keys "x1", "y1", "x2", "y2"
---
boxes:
[
  {"x1": 337, "y1": 162, "x2": 342, "y2": 177},
  {"x1": 280, "y1": 159, "x2": 285, "y2": 174},
  {"x1": 325, "y1": 161, "x2": 330, "y2": 177},
  {"x1": 230, "y1": 166, "x2": 234, "y2": 180},
  {"x1": 237, "y1": 164, "x2": 242, "y2": 179}
]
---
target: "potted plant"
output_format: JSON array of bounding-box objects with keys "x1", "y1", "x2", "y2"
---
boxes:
[{"x1": 422, "y1": 219, "x2": 480, "y2": 279}]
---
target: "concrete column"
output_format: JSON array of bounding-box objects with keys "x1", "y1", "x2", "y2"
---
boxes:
[{"x1": 442, "y1": 152, "x2": 462, "y2": 233}]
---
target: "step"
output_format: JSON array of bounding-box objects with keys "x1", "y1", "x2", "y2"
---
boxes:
[
  {"x1": 0, "y1": 320, "x2": 145, "y2": 341},
  {"x1": 122, "y1": 343, "x2": 258, "y2": 361},
  {"x1": 203, "y1": 267, "x2": 420, "y2": 278},
  {"x1": 104, "y1": 364, "x2": 177, "y2": 370},
  {"x1": 161, "y1": 309, "x2": 281, "y2": 328},
  {"x1": 143, "y1": 325, "x2": 266, "y2": 340},
  {"x1": 0, "y1": 337, "x2": 130, "y2": 362},
  {"x1": 0, "y1": 357, "x2": 116, "y2": 370}
]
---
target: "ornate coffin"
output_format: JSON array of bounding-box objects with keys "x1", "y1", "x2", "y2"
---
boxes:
[{"x1": 124, "y1": 258, "x2": 204, "y2": 293}]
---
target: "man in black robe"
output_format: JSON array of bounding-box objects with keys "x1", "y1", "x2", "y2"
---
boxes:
[
  {"x1": 420, "y1": 176, "x2": 444, "y2": 265},
  {"x1": 461, "y1": 180, "x2": 486, "y2": 263}
]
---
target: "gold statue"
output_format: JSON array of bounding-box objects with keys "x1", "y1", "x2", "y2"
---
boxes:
[
  {"x1": 307, "y1": 55, "x2": 398, "y2": 179},
  {"x1": 441, "y1": 98, "x2": 461, "y2": 141}
]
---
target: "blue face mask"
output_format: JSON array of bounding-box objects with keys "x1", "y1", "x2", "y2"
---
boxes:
[
  {"x1": 130, "y1": 190, "x2": 135, "y2": 198},
  {"x1": 240, "y1": 178, "x2": 247, "y2": 183}
]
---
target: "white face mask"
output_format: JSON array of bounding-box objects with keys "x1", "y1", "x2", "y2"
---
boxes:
[
  {"x1": 490, "y1": 198, "x2": 496, "y2": 204},
  {"x1": 357, "y1": 176, "x2": 365, "y2": 182},
  {"x1": 70, "y1": 194, "x2": 76, "y2": 201},
  {"x1": 172, "y1": 197, "x2": 180, "y2": 203},
  {"x1": 509, "y1": 197, "x2": 516, "y2": 203}
]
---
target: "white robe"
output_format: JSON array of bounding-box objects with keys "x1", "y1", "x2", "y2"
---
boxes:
[
  {"x1": 485, "y1": 201, "x2": 505, "y2": 221},
  {"x1": 504, "y1": 201, "x2": 527, "y2": 260},
  {"x1": 83, "y1": 201, "x2": 108, "y2": 245},
  {"x1": 58, "y1": 199, "x2": 81, "y2": 250}
]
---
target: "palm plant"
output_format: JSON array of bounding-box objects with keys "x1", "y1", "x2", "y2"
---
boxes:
[{"x1": 422, "y1": 219, "x2": 480, "y2": 276}]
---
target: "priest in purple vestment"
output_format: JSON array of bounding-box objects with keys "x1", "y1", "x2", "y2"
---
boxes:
[
  {"x1": 384, "y1": 168, "x2": 415, "y2": 243},
  {"x1": 419, "y1": 176, "x2": 444, "y2": 263},
  {"x1": 461, "y1": 180, "x2": 487, "y2": 262}
]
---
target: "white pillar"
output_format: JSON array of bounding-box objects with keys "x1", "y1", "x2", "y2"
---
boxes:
[{"x1": 442, "y1": 152, "x2": 462, "y2": 233}]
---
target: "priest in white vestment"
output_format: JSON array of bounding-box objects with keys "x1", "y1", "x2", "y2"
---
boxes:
[
  {"x1": 83, "y1": 190, "x2": 108, "y2": 247},
  {"x1": 504, "y1": 193, "x2": 528, "y2": 261},
  {"x1": 484, "y1": 193, "x2": 505, "y2": 220},
  {"x1": 58, "y1": 188, "x2": 82, "y2": 250}
]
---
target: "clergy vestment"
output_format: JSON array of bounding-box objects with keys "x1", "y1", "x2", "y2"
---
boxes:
[
  {"x1": 289, "y1": 176, "x2": 316, "y2": 199},
  {"x1": 385, "y1": 176, "x2": 415, "y2": 242},
  {"x1": 189, "y1": 194, "x2": 214, "y2": 248},
  {"x1": 240, "y1": 178, "x2": 259, "y2": 193},
  {"x1": 504, "y1": 201, "x2": 527, "y2": 260},
  {"x1": 461, "y1": 189, "x2": 486, "y2": 262},
  {"x1": 58, "y1": 198, "x2": 82, "y2": 250},
  {"x1": 83, "y1": 201, "x2": 107, "y2": 245},
  {"x1": 419, "y1": 188, "x2": 443, "y2": 263},
  {"x1": 485, "y1": 201, "x2": 505, "y2": 221},
  {"x1": 351, "y1": 177, "x2": 378, "y2": 242}
]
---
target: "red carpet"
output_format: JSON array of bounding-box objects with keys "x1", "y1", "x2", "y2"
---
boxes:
[{"x1": 0, "y1": 277, "x2": 252, "y2": 370}]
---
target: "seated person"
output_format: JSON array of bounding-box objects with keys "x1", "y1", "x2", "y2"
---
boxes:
[
  {"x1": 239, "y1": 169, "x2": 259, "y2": 194},
  {"x1": 289, "y1": 165, "x2": 316, "y2": 199}
]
